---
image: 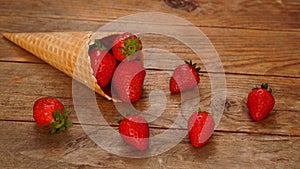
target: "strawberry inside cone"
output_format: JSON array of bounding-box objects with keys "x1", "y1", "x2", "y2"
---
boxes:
[
  {"x1": 88, "y1": 33, "x2": 145, "y2": 102},
  {"x1": 111, "y1": 59, "x2": 146, "y2": 103},
  {"x1": 89, "y1": 39, "x2": 117, "y2": 89}
]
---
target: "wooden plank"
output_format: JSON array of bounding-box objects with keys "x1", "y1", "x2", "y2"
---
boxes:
[
  {"x1": 1, "y1": 27, "x2": 300, "y2": 77},
  {"x1": 0, "y1": 62, "x2": 299, "y2": 136},
  {"x1": 0, "y1": 36, "x2": 42, "y2": 63},
  {"x1": 1, "y1": 1, "x2": 299, "y2": 168},
  {"x1": 0, "y1": 121, "x2": 299, "y2": 169},
  {"x1": 142, "y1": 30, "x2": 300, "y2": 77},
  {"x1": 0, "y1": 0, "x2": 299, "y2": 31},
  {"x1": 51, "y1": 70, "x2": 300, "y2": 136}
]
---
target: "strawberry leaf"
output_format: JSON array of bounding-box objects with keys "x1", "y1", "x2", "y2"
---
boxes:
[
  {"x1": 184, "y1": 60, "x2": 201, "y2": 75},
  {"x1": 44, "y1": 108, "x2": 73, "y2": 134},
  {"x1": 269, "y1": 88, "x2": 273, "y2": 94},
  {"x1": 65, "y1": 120, "x2": 73, "y2": 127},
  {"x1": 118, "y1": 112, "x2": 132, "y2": 124},
  {"x1": 252, "y1": 83, "x2": 273, "y2": 94},
  {"x1": 94, "y1": 39, "x2": 107, "y2": 51},
  {"x1": 261, "y1": 83, "x2": 268, "y2": 89}
]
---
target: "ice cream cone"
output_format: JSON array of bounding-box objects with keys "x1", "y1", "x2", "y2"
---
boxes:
[{"x1": 3, "y1": 31, "x2": 127, "y2": 101}]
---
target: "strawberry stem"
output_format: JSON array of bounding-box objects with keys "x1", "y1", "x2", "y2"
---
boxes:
[
  {"x1": 55, "y1": 118, "x2": 65, "y2": 129},
  {"x1": 197, "y1": 107, "x2": 202, "y2": 112},
  {"x1": 118, "y1": 35, "x2": 142, "y2": 60},
  {"x1": 44, "y1": 108, "x2": 73, "y2": 134}
]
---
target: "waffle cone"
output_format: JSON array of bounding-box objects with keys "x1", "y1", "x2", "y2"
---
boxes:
[{"x1": 3, "y1": 31, "x2": 125, "y2": 101}]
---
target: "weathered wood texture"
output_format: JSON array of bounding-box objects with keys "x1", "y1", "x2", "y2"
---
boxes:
[
  {"x1": 2, "y1": 28, "x2": 300, "y2": 77},
  {"x1": 1, "y1": 121, "x2": 299, "y2": 169},
  {"x1": 0, "y1": 0, "x2": 299, "y2": 31},
  {"x1": 0, "y1": 62, "x2": 299, "y2": 136},
  {"x1": 0, "y1": 0, "x2": 299, "y2": 168}
]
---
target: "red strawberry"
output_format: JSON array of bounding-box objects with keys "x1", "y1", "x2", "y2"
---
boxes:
[
  {"x1": 119, "y1": 115, "x2": 149, "y2": 151},
  {"x1": 247, "y1": 83, "x2": 275, "y2": 121},
  {"x1": 188, "y1": 110, "x2": 215, "y2": 147},
  {"x1": 89, "y1": 39, "x2": 117, "y2": 88},
  {"x1": 170, "y1": 60, "x2": 201, "y2": 94},
  {"x1": 33, "y1": 97, "x2": 72, "y2": 134},
  {"x1": 112, "y1": 60, "x2": 146, "y2": 102},
  {"x1": 112, "y1": 32, "x2": 142, "y2": 61}
]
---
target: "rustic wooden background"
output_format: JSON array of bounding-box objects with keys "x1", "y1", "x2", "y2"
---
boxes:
[{"x1": 0, "y1": 0, "x2": 299, "y2": 168}]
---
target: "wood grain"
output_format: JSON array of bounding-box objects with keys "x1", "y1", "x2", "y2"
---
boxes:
[
  {"x1": 0, "y1": 0, "x2": 299, "y2": 31},
  {"x1": 0, "y1": 0, "x2": 299, "y2": 168},
  {"x1": 1, "y1": 121, "x2": 299, "y2": 169},
  {"x1": 0, "y1": 62, "x2": 299, "y2": 136},
  {"x1": 2, "y1": 27, "x2": 300, "y2": 77}
]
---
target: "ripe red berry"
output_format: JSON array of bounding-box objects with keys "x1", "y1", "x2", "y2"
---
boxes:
[
  {"x1": 170, "y1": 60, "x2": 200, "y2": 93},
  {"x1": 89, "y1": 39, "x2": 117, "y2": 88},
  {"x1": 112, "y1": 60, "x2": 146, "y2": 102},
  {"x1": 247, "y1": 83, "x2": 275, "y2": 121},
  {"x1": 119, "y1": 115, "x2": 149, "y2": 150},
  {"x1": 112, "y1": 32, "x2": 142, "y2": 61},
  {"x1": 188, "y1": 110, "x2": 215, "y2": 147},
  {"x1": 33, "y1": 97, "x2": 72, "y2": 134}
]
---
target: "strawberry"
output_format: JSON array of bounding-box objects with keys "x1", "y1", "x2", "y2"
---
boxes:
[
  {"x1": 112, "y1": 32, "x2": 142, "y2": 61},
  {"x1": 112, "y1": 60, "x2": 146, "y2": 102},
  {"x1": 188, "y1": 109, "x2": 215, "y2": 147},
  {"x1": 89, "y1": 39, "x2": 117, "y2": 88},
  {"x1": 169, "y1": 60, "x2": 201, "y2": 94},
  {"x1": 247, "y1": 83, "x2": 275, "y2": 121},
  {"x1": 33, "y1": 97, "x2": 72, "y2": 134},
  {"x1": 119, "y1": 115, "x2": 149, "y2": 151}
]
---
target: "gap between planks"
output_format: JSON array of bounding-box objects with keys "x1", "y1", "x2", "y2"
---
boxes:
[{"x1": 1, "y1": 119, "x2": 299, "y2": 138}]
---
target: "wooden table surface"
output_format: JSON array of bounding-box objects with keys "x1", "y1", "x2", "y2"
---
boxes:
[{"x1": 1, "y1": 0, "x2": 299, "y2": 168}]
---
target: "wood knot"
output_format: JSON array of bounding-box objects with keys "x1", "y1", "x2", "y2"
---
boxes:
[
  {"x1": 225, "y1": 98, "x2": 247, "y2": 113},
  {"x1": 164, "y1": 0, "x2": 199, "y2": 12}
]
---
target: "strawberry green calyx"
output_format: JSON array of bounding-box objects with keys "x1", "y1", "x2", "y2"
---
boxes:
[
  {"x1": 118, "y1": 112, "x2": 132, "y2": 124},
  {"x1": 197, "y1": 108, "x2": 210, "y2": 115},
  {"x1": 119, "y1": 36, "x2": 142, "y2": 60},
  {"x1": 185, "y1": 60, "x2": 201, "y2": 75},
  {"x1": 94, "y1": 39, "x2": 107, "y2": 51},
  {"x1": 197, "y1": 107, "x2": 203, "y2": 113},
  {"x1": 252, "y1": 83, "x2": 273, "y2": 93},
  {"x1": 261, "y1": 83, "x2": 273, "y2": 93},
  {"x1": 88, "y1": 39, "x2": 107, "y2": 55},
  {"x1": 44, "y1": 108, "x2": 73, "y2": 134}
]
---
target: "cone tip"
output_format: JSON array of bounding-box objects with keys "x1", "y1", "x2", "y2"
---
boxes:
[
  {"x1": 2, "y1": 33, "x2": 14, "y2": 40},
  {"x1": 2, "y1": 33, "x2": 9, "y2": 38}
]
